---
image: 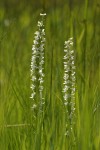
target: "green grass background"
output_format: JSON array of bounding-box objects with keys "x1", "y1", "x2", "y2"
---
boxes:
[{"x1": 0, "y1": 0, "x2": 100, "y2": 149}]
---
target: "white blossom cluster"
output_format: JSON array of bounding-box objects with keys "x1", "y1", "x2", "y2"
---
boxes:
[
  {"x1": 30, "y1": 13, "x2": 46, "y2": 110},
  {"x1": 63, "y1": 37, "x2": 76, "y2": 135}
]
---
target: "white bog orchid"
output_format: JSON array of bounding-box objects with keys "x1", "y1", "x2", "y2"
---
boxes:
[
  {"x1": 30, "y1": 13, "x2": 46, "y2": 111},
  {"x1": 63, "y1": 37, "x2": 76, "y2": 136}
]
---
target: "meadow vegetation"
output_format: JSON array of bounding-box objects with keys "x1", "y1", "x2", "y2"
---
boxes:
[{"x1": 0, "y1": 0, "x2": 100, "y2": 149}]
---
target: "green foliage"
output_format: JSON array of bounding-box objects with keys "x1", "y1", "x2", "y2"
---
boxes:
[{"x1": 0, "y1": 0, "x2": 100, "y2": 149}]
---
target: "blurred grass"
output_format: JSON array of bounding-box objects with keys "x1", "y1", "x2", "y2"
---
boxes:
[{"x1": 0, "y1": 0, "x2": 100, "y2": 149}]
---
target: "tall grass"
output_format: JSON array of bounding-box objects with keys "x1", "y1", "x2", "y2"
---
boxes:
[{"x1": 0, "y1": 1, "x2": 100, "y2": 150}]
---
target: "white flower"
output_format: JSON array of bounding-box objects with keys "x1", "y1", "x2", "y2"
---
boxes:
[
  {"x1": 33, "y1": 40, "x2": 38, "y2": 45},
  {"x1": 31, "y1": 76, "x2": 36, "y2": 81},
  {"x1": 38, "y1": 21, "x2": 43, "y2": 27},
  {"x1": 31, "y1": 104, "x2": 37, "y2": 109},
  {"x1": 64, "y1": 102, "x2": 68, "y2": 106},
  {"x1": 34, "y1": 31, "x2": 40, "y2": 35},
  {"x1": 30, "y1": 92, "x2": 36, "y2": 99},
  {"x1": 40, "y1": 13, "x2": 46, "y2": 16},
  {"x1": 30, "y1": 84, "x2": 35, "y2": 90},
  {"x1": 39, "y1": 85, "x2": 44, "y2": 91}
]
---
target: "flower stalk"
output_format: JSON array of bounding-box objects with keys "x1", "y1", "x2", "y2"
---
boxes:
[
  {"x1": 30, "y1": 13, "x2": 46, "y2": 115},
  {"x1": 63, "y1": 37, "x2": 76, "y2": 136}
]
